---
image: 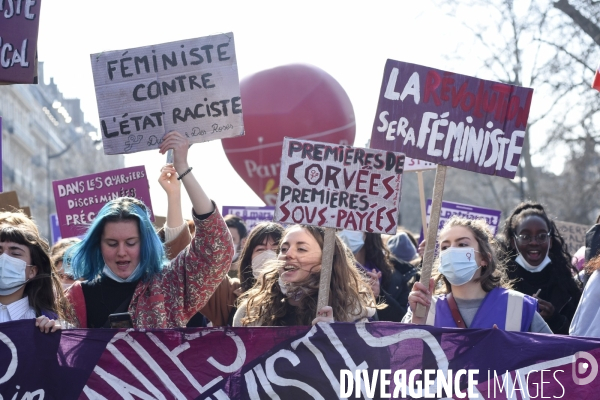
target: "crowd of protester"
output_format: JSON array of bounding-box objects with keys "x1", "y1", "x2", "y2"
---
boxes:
[{"x1": 0, "y1": 131, "x2": 599, "y2": 341}]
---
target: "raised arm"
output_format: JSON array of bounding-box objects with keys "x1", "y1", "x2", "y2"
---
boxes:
[
  {"x1": 159, "y1": 131, "x2": 212, "y2": 215},
  {"x1": 158, "y1": 163, "x2": 193, "y2": 259},
  {"x1": 157, "y1": 131, "x2": 233, "y2": 325},
  {"x1": 159, "y1": 163, "x2": 185, "y2": 229}
]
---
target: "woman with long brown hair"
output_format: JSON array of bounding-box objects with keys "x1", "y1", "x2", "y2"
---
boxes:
[
  {"x1": 405, "y1": 216, "x2": 551, "y2": 332},
  {"x1": 233, "y1": 225, "x2": 376, "y2": 326},
  {"x1": 198, "y1": 221, "x2": 284, "y2": 326}
]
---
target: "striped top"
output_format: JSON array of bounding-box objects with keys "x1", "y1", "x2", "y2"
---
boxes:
[{"x1": 0, "y1": 296, "x2": 36, "y2": 322}]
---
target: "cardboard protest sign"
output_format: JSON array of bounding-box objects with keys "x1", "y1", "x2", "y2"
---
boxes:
[
  {"x1": 404, "y1": 156, "x2": 436, "y2": 172},
  {"x1": 0, "y1": 191, "x2": 21, "y2": 211},
  {"x1": 370, "y1": 59, "x2": 533, "y2": 179},
  {"x1": 91, "y1": 33, "x2": 243, "y2": 155},
  {"x1": 152, "y1": 215, "x2": 166, "y2": 230},
  {"x1": 52, "y1": 166, "x2": 153, "y2": 238},
  {"x1": 427, "y1": 199, "x2": 502, "y2": 235},
  {"x1": 222, "y1": 205, "x2": 275, "y2": 231},
  {"x1": 555, "y1": 220, "x2": 589, "y2": 255},
  {"x1": 0, "y1": 0, "x2": 40, "y2": 84},
  {"x1": 274, "y1": 137, "x2": 404, "y2": 234}
]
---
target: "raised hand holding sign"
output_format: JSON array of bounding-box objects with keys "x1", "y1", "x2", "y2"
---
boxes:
[
  {"x1": 274, "y1": 137, "x2": 405, "y2": 317},
  {"x1": 369, "y1": 59, "x2": 534, "y2": 318}
]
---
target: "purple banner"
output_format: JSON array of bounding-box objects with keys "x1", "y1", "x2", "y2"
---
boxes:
[
  {"x1": 52, "y1": 166, "x2": 153, "y2": 238},
  {"x1": 222, "y1": 205, "x2": 275, "y2": 231},
  {"x1": 370, "y1": 59, "x2": 534, "y2": 179},
  {"x1": 0, "y1": 321, "x2": 599, "y2": 399},
  {"x1": 0, "y1": 0, "x2": 41, "y2": 84},
  {"x1": 427, "y1": 199, "x2": 502, "y2": 236}
]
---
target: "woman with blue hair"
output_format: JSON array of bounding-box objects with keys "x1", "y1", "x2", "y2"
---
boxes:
[{"x1": 65, "y1": 131, "x2": 233, "y2": 328}]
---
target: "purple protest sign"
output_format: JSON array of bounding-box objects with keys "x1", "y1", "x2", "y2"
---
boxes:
[
  {"x1": 427, "y1": 198, "x2": 502, "y2": 236},
  {"x1": 52, "y1": 166, "x2": 153, "y2": 238},
  {"x1": 370, "y1": 59, "x2": 534, "y2": 179},
  {"x1": 0, "y1": 0, "x2": 41, "y2": 84},
  {"x1": 222, "y1": 205, "x2": 275, "y2": 231},
  {"x1": 49, "y1": 213, "x2": 61, "y2": 245}
]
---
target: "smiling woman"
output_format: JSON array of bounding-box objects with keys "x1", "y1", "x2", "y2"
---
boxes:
[
  {"x1": 63, "y1": 131, "x2": 234, "y2": 329},
  {"x1": 233, "y1": 225, "x2": 377, "y2": 327},
  {"x1": 497, "y1": 201, "x2": 582, "y2": 334}
]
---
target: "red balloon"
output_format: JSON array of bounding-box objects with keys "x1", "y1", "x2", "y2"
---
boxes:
[{"x1": 222, "y1": 64, "x2": 356, "y2": 205}]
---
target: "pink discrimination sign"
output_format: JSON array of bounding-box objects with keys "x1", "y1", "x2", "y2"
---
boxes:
[{"x1": 52, "y1": 166, "x2": 153, "y2": 238}]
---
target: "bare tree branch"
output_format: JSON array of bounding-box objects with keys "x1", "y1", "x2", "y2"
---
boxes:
[
  {"x1": 534, "y1": 37, "x2": 595, "y2": 72},
  {"x1": 554, "y1": 0, "x2": 600, "y2": 46}
]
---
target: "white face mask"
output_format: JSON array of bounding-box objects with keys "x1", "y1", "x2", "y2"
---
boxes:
[
  {"x1": 251, "y1": 250, "x2": 277, "y2": 278},
  {"x1": 102, "y1": 264, "x2": 141, "y2": 283},
  {"x1": 0, "y1": 253, "x2": 28, "y2": 296},
  {"x1": 338, "y1": 230, "x2": 365, "y2": 254},
  {"x1": 438, "y1": 247, "x2": 481, "y2": 286},
  {"x1": 232, "y1": 243, "x2": 241, "y2": 263},
  {"x1": 514, "y1": 245, "x2": 551, "y2": 273}
]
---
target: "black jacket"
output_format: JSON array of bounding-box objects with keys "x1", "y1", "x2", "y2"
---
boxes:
[
  {"x1": 506, "y1": 258, "x2": 581, "y2": 334},
  {"x1": 376, "y1": 257, "x2": 418, "y2": 322}
]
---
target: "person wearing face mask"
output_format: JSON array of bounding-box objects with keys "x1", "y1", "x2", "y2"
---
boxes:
[
  {"x1": 197, "y1": 221, "x2": 283, "y2": 326},
  {"x1": 0, "y1": 224, "x2": 67, "y2": 333},
  {"x1": 339, "y1": 230, "x2": 418, "y2": 322},
  {"x1": 163, "y1": 203, "x2": 284, "y2": 326},
  {"x1": 233, "y1": 225, "x2": 377, "y2": 327},
  {"x1": 64, "y1": 132, "x2": 233, "y2": 329},
  {"x1": 156, "y1": 152, "x2": 282, "y2": 328},
  {"x1": 497, "y1": 202, "x2": 582, "y2": 334},
  {"x1": 404, "y1": 216, "x2": 551, "y2": 333}
]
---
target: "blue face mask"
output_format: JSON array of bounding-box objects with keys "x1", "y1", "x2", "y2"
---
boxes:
[
  {"x1": 338, "y1": 230, "x2": 365, "y2": 254},
  {"x1": 0, "y1": 253, "x2": 28, "y2": 295},
  {"x1": 438, "y1": 247, "x2": 481, "y2": 286}
]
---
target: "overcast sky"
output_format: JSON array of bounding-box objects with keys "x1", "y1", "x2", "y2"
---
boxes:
[{"x1": 37, "y1": 0, "x2": 525, "y2": 218}]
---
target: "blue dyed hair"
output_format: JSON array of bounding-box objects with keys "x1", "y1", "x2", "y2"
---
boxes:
[{"x1": 66, "y1": 197, "x2": 167, "y2": 282}]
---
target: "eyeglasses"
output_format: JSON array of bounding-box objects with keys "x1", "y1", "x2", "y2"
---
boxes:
[{"x1": 514, "y1": 232, "x2": 551, "y2": 244}]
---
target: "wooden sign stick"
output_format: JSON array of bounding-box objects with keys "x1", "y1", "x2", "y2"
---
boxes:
[
  {"x1": 417, "y1": 171, "x2": 428, "y2": 235},
  {"x1": 414, "y1": 165, "x2": 447, "y2": 318},
  {"x1": 316, "y1": 228, "x2": 336, "y2": 315}
]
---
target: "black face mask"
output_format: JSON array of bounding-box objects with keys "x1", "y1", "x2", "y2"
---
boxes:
[{"x1": 585, "y1": 224, "x2": 600, "y2": 262}]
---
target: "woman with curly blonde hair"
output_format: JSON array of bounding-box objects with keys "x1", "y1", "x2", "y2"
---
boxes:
[
  {"x1": 233, "y1": 225, "x2": 376, "y2": 326},
  {"x1": 404, "y1": 216, "x2": 551, "y2": 333}
]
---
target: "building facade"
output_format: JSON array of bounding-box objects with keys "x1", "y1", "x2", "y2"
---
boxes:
[{"x1": 0, "y1": 62, "x2": 124, "y2": 240}]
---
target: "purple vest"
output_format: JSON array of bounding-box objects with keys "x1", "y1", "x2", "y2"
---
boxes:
[{"x1": 434, "y1": 288, "x2": 537, "y2": 331}]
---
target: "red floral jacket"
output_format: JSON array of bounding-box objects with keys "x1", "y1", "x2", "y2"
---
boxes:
[{"x1": 66, "y1": 209, "x2": 233, "y2": 328}]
